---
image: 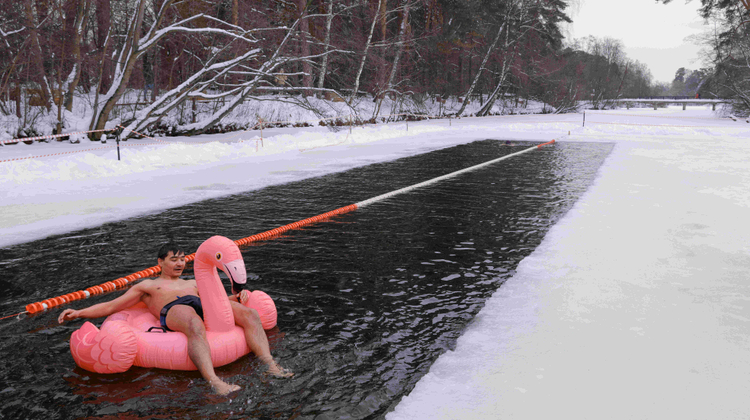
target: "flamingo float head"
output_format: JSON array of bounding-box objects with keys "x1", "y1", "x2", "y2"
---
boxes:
[
  {"x1": 193, "y1": 236, "x2": 277, "y2": 330},
  {"x1": 194, "y1": 236, "x2": 248, "y2": 332},
  {"x1": 195, "y1": 236, "x2": 247, "y2": 294}
]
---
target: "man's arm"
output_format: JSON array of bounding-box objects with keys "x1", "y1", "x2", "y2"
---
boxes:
[{"x1": 58, "y1": 283, "x2": 147, "y2": 323}]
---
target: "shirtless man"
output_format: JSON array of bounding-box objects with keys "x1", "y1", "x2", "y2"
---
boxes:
[{"x1": 58, "y1": 243, "x2": 292, "y2": 395}]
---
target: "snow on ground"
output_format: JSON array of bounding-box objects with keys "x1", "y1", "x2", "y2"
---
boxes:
[
  {"x1": 388, "y1": 107, "x2": 750, "y2": 419},
  {"x1": 0, "y1": 92, "x2": 550, "y2": 142},
  {"x1": 2, "y1": 105, "x2": 750, "y2": 419}
]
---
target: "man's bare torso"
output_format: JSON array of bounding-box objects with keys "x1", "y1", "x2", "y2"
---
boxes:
[{"x1": 138, "y1": 278, "x2": 200, "y2": 318}]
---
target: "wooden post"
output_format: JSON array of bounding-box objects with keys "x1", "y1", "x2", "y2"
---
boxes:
[
  {"x1": 259, "y1": 117, "x2": 263, "y2": 145},
  {"x1": 15, "y1": 84, "x2": 21, "y2": 118},
  {"x1": 116, "y1": 129, "x2": 121, "y2": 161}
]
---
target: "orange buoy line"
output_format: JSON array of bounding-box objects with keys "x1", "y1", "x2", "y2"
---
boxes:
[
  {"x1": 23, "y1": 264, "x2": 163, "y2": 315},
  {"x1": 17, "y1": 204, "x2": 360, "y2": 317},
  {"x1": 12, "y1": 139, "x2": 555, "y2": 320}
]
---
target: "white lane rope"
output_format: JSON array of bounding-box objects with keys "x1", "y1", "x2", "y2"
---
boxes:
[{"x1": 356, "y1": 140, "x2": 556, "y2": 208}]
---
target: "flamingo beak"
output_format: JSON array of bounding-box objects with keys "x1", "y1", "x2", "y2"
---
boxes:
[{"x1": 223, "y1": 258, "x2": 247, "y2": 295}]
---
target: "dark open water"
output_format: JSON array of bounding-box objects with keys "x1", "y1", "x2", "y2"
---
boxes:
[{"x1": 0, "y1": 140, "x2": 612, "y2": 419}]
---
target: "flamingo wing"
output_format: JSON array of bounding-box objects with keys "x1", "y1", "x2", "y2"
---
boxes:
[{"x1": 70, "y1": 320, "x2": 138, "y2": 374}]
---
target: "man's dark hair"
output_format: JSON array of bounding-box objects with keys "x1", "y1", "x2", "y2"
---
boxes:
[{"x1": 157, "y1": 243, "x2": 184, "y2": 260}]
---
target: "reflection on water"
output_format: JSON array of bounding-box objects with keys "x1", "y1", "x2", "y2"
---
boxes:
[{"x1": 0, "y1": 140, "x2": 612, "y2": 419}]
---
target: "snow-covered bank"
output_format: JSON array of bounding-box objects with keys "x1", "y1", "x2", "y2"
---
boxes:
[
  {"x1": 0, "y1": 92, "x2": 552, "y2": 142},
  {"x1": 0, "y1": 114, "x2": 574, "y2": 248},
  {"x1": 387, "y1": 107, "x2": 750, "y2": 419}
]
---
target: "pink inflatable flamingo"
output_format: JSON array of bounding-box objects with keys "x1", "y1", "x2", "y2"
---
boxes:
[{"x1": 69, "y1": 235, "x2": 277, "y2": 373}]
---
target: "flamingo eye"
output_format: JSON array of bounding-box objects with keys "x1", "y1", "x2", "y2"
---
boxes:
[{"x1": 215, "y1": 252, "x2": 222, "y2": 260}]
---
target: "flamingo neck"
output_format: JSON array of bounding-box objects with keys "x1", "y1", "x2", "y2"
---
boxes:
[{"x1": 194, "y1": 259, "x2": 235, "y2": 332}]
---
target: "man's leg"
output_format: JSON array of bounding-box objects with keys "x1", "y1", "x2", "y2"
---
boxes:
[
  {"x1": 230, "y1": 301, "x2": 293, "y2": 377},
  {"x1": 166, "y1": 305, "x2": 241, "y2": 394}
]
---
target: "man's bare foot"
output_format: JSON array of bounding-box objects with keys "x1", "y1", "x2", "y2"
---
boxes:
[
  {"x1": 209, "y1": 378, "x2": 241, "y2": 395},
  {"x1": 266, "y1": 361, "x2": 294, "y2": 378}
]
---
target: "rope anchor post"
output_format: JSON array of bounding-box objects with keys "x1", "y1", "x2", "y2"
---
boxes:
[
  {"x1": 259, "y1": 117, "x2": 263, "y2": 144},
  {"x1": 116, "y1": 128, "x2": 121, "y2": 161}
]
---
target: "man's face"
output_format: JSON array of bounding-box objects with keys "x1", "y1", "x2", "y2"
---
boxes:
[{"x1": 159, "y1": 251, "x2": 185, "y2": 277}]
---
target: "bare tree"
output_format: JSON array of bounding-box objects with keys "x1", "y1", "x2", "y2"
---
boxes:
[
  {"x1": 62, "y1": 0, "x2": 91, "y2": 112},
  {"x1": 696, "y1": 13, "x2": 750, "y2": 113},
  {"x1": 373, "y1": 0, "x2": 412, "y2": 117},
  {"x1": 298, "y1": 0, "x2": 313, "y2": 95},
  {"x1": 350, "y1": 0, "x2": 385, "y2": 102},
  {"x1": 122, "y1": 9, "x2": 340, "y2": 135},
  {"x1": 88, "y1": 0, "x2": 266, "y2": 138},
  {"x1": 476, "y1": 0, "x2": 536, "y2": 117},
  {"x1": 454, "y1": 0, "x2": 571, "y2": 117},
  {"x1": 22, "y1": 0, "x2": 52, "y2": 111},
  {"x1": 316, "y1": 0, "x2": 334, "y2": 94},
  {"x1": 456, "y1": 21, "x2": 506, "y2": 117},
  {"x1": 580, "y1": 36, "x2": 627, "y2": 109}
]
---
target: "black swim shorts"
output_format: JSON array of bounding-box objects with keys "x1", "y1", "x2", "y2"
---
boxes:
[{"x1": 159, "y1": 295, "x2": 204, "y2": 332}]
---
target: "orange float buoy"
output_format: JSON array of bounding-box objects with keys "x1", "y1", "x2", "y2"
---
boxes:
[{"x1": 25, "y1": 303, "x2": 41, "y2": 313}]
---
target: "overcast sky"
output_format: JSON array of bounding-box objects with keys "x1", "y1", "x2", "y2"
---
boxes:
[{"x1": 565, "y1": 0, "x2": 708, "y2": 84}]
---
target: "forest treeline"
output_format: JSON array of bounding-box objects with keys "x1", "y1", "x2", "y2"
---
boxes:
[
  {"x1": 0, "y1": 0, "x2": 728, "y2": 139},
  {"x1": 657, "y1": 0, "x2": 750, "y2": 116}
]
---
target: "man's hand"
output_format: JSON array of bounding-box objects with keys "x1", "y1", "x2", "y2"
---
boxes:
[
  {"x1": 58, "y1": 308, "x2": 79, "y2": 324},
  {"x1": 238, "y1": 289, "x2": 250, "y2": 305}
]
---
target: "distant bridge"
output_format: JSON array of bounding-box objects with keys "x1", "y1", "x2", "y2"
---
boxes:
[{"x1": 617, "y1": 97, "x2": 730, "y2": 111}]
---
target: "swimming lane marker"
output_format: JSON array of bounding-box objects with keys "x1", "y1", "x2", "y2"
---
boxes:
[
  {"x1": 356, "y1": 139, "x2": 555, "y2": 208},
  {"x1": 234, "y1": 139, "x2": 556, "y2": 244},
  {"x1": 14, "y1": 139, "x2": 554, "y2": 318}
]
